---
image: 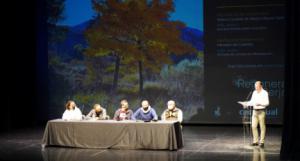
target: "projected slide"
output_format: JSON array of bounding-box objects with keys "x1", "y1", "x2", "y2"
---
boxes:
[
  {"x1": 204, "y1": 0, "x2": 285, "y2": 124},
  {"x1": 47, "y1": 0, "x2": 285, "y2": 124},
  {"x1": 47, "y1": 0, "x2": 204, "y2": 122}
]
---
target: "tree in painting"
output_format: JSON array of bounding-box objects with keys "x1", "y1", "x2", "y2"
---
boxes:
[{"x1": 85, "y1": 0, "x2": 197, "y2": 95}]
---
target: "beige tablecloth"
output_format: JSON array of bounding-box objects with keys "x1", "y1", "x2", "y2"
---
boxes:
[{"x1": 41, "y1": 119, "x2": 183, "y2": 150}]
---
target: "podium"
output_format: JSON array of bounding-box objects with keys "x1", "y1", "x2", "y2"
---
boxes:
[{"x1": 238, "y1": 101, "x2": 252, "y2": 145}]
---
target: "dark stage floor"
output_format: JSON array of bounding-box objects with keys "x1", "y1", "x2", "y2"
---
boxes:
[{"x1": 0, "y1": 126, "x2": 283, "y2": 161}]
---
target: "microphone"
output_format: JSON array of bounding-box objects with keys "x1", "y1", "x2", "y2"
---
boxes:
[
  {"x1": 246, "y1": 90, "x2": 253, "y2": 101},
  {"x1": 81, "y1": 105, "x2": 85, "y2": 112}
]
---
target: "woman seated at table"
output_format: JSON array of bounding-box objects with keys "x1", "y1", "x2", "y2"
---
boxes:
[
  {"x1": 62, "y1": 100, "x2": 83, "y2": 121},
  {"x1": 86, "y1": 104, "x2": 109, "y2": 120},
  {"x1": 161, "y1": 100, "x2": 183, "y2": 123},
  {"x1": 113, "y1": 99, "x2": 133, "y2": 121}
]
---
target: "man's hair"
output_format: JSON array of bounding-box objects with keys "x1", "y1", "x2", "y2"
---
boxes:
[
  {"x1": 256, "y1": 81, "x2": 263, "y2": 86},
  {"x1": 141, "y1": 100, "x2": 149, "y2": 104},
  {"x1": 167, "y1": 100, "x2": 176, "y2": 105},
  {"x1": 93, "y1": 104, "x2": 101, "y2": 109}
]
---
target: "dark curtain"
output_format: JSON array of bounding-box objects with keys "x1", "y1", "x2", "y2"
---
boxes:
[
  {"x1": 36, "y1": 0, "x2": 48, "y2": 126},
  {"x1": 280, "y1": 0, "x2": 300, "y2": 160},
  {"x1": 1, "y1": 0, "x2": 41, "y2": 132}
]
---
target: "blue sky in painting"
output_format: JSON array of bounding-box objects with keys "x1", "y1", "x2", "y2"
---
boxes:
[{"x1": 59, "y1": 0, "x2": 203, "y2": 31}]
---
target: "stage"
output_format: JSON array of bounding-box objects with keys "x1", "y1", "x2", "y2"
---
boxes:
[{"x1": 0, "y1": 126, "x2": 282, "y2": 161}]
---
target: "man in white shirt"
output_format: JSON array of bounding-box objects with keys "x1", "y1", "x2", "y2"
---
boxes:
[{"x1": 246, "y1": 81, "x2": 269, "y2": 148}]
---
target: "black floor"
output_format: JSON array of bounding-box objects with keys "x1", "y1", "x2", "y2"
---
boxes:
[{"x1": 0, "y1": 126, "x2": 283, "y2": 161}]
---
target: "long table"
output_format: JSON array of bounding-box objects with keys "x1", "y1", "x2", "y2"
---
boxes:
[{"x1": 41, "y1": 119, "x2": 183, "y2": 150}]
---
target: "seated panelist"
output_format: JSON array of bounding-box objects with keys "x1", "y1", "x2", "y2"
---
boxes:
[
  {"x1": 132, "y1": 100, "x2": 158, "y2": 122},
  {"x1": 161, "y1": 100, "x2": 183, "y2": 123},
  {"x1": 86, "y1": 104, "x2": 109, "y2": 120},
  {"x1": 62, "y1": 100, "x2": 83, "y2": 121}
]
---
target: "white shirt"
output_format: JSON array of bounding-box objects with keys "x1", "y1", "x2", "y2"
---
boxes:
[
  {"x1": 247, "y1": 89, "x2": 269, "y2": 110},
  {"x1": 62, "y1": 107, "x2": 83, "y2": 121}
]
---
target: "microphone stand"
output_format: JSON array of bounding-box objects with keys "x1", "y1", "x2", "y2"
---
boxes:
[{"x1": 243, "y1": 90, "x2": 253, "y2": 146}]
